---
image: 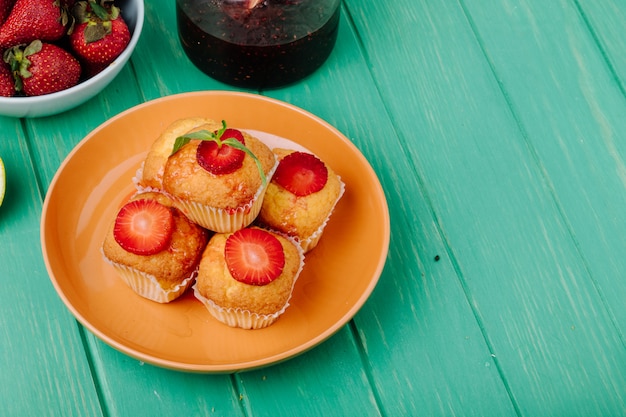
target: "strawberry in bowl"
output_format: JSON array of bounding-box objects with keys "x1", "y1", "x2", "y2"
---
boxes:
[
  {"x1": 0, "y1": 0, "x2": 71, "y2": 49},
  {"x1": 4, "y1": 40, "x2": 81, "y2": 96},
  {"x1": 69, "y1": 0, "x2": 131, "y2": 77},
  {"x1": 0, "y1": 0, "x2": 143, "y2": 117},
  {"x1": 0, "y1": 58, "x2": 15, "y2": 96}
]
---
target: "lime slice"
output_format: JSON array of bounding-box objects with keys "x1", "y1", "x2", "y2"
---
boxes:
[{"x1": 0, "y1": 156, "x2": 5, "y2": 206}]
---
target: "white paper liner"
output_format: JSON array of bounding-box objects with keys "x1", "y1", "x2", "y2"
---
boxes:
[
  {"x1": 263, "y1": 176, "x2": 345, "y2": 253},
  {"x1": 102, "y1": 251, "x2": 197, "y2": 303},
  {"x1": 132, "y1": 162, "x2": 144, "y2": 189},
  {"x1": 193, "y1": 234, "x2": 305, "y2": 329},
  {"x1": 132, "y1": 162, "x2": 165, "y2": 194},
  {"x1": 193, "y1": 290, "x2": 283, "y2": 329},
  {"x1": 170, "y1": 159, "x2": 278, "y2": 233},
  {"x1": 299, "y1": 177, "x2": 345, "y2": 253}
]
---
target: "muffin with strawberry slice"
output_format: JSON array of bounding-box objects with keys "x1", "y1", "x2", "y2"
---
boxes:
[
  {"x1": 102, "y1": 191, "x2": 210, "y2": 303},
  {"x1": 193, "y1": 226, "x2": 304, "y2": 329},
  {"x1": 135, "y1": 117, "x2": 221, "y2": 191},
  {"x1": 257, "y1": 149, "x2": 345, "y2": 253},
  {"x1": 162, "y1": 121, "x2": 277, "y2": 233}
]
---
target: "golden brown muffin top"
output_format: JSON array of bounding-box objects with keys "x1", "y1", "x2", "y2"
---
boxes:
[
  {"x1": 102, "y1": 192, "x2": 210, "y2": 290},
  {"x1": 258, "y1": 148, "x2": 343, "y2": 239},
  {"x1": 162, "y1": 131, "x2": 276, "y2": 210},
  {"x1": 195, "y1": 228, "x2": 302, "y2": 315}
]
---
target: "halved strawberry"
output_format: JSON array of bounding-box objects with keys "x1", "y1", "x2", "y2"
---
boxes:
[
  {"x1": 272, "y1": 151, "x2": 328, "y2": 197},
  {"x1": 224, "y1": 228, "x2": 285, "y2": 286},
  {"x1": 113, "y1": 199, "x2": 174, "y2": 256},
  {"x1": 196, "y1": 128, "x2": 246, "y2": 175}
]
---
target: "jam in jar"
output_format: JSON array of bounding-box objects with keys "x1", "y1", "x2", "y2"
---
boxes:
[{"x1": 176, "y1": 0, "x2": 341, "y2": 89}]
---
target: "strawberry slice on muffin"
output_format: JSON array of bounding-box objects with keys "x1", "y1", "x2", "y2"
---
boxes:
[
  {"x1": 102, "y1": 192, "x2": 209, "y2": 303},
  {"x1": 224, "y1": 227, "x2": 286, "y2": 286},
  {"x1": 113, "y1": 198, "x2": 174, "y2": 256},
  {"x1": 258, "y1": 149, "x2": 345, "y2": 253},
  {"x1": 272, "y1": 151, "x2": 328, "y2": 197},
  {"x1": 193, "y1": 226, "x2": 304, "y2": 329}
]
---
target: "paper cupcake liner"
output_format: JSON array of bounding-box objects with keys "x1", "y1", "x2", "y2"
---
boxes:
[
  {"x1": 193, "y1": 234, "x2": 305, "y2": 329},
  {"x1": 193, "y1": 289, "x2": 284, "y2": 330},
  {"x1": 102, "y1": 252, "x2": 197, "y2": 303},
  {"x1": 171, "y1": 160, "x2": 278, "y2": 233},
  {"x1": 132, "y1": 162, "x2": 165, "y2": 194},
  {"x1": 264, "y1": 177, "x2": 345, "y2": 253},
  {"x1": 132, "y1": 162, "x2": 144, "y2": 189},
  {"x1": 173, "y1": 194, "x2": 262, "y2": 233},
  {"x1": 300, "y1": 177, "x2": 345, "y2": 252}
]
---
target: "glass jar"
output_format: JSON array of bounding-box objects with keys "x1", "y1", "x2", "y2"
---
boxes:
[{"x1": 176, "y1": 0, "x2": 341, "y2": 89}]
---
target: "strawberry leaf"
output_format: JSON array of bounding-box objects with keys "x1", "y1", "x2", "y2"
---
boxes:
[
  {"x1": 23, "y1": 40, "x2": 43, "y2": 57},
  {"x1": 90, "y1": 1, "x2": 111, "y2": 20},
  {"x1": 171, "y1": 130, "x2": 216, "y2": 154},
  {"x1": 84, "y1": 22, "x2": 111, "y2": 43}
]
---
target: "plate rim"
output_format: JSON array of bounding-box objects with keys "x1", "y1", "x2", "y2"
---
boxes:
[{"x1": 40, "y1": 91, "x2": 390, "y2": 373}]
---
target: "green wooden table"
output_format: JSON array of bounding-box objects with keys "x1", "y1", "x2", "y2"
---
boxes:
[{"x1": 2, "y1": 0, "x2": 626, "y2": 415}]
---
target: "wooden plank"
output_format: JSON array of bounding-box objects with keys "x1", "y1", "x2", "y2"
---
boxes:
[
  {"x1": 265, "y1": 6, "x2": 519, "y2": 417},
  {"x1": 576, "y1": 0, "x2": 626, "y2": 92},
  {"x1": 462, "y1": 0, "x2": 626, "y2": 403},
  {"x1": 344, "y1": 0, "x2": 626, "y2": 414},
  {"x1": 29, "y1": 66, "x2": 143, "y2": 190},
  {"x1": 460, "y1": 1, "x2": 626, "y2": 411},
  {"x1": 0, "y1": 118, "x2": 103, "y2": 416},
  {"x1": 241, "y1": 328, "x2": 381, "y2": 416},
  {"x1": 572, "y1": 0, "x2": 626, "y2": 325},
  {"x1": 82, "y1": 332, "x2": 243, "y2": 416}
]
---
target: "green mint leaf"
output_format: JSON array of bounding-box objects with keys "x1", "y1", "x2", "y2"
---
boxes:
[
  {"x1": 182, "y1": 130, "x2": 217, "y2": 141},
  {"x1": 222, "y1": 138, "x2": 267, "y2": 186},
  {"x1": 171, "y1": 130, "x2": 216, "y2": 155},
  {"x1": 171, "y1": 136, "x2": 191, "y2": 155}
]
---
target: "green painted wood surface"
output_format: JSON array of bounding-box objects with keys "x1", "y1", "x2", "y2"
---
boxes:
[
  {"x1": 0, "y1": 118, "x2": 103, "y2": 416},
  {"x1": 1, "y1": 0, "x2": 626, "y2": 415}
]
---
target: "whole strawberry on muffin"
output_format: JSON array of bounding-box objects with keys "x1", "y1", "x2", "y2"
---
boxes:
[
  {"x1": 162, "y1": 120, "x2": 277, "y2": 233},
  {"x1": 102, "y1": 192, "x2": 210, "y2": 303},
  {"x1": 194, "y1": 226, "x2": 304, "y2": 329},
  {"x1": 257, "y1": 149, "x2": 344, "y2": 253}
]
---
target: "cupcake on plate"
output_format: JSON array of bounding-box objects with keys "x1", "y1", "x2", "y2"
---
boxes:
[
  {"x1": 193, "y1": 226, "x2": 304, "y2": 329},
  {"x1": 135, "y1": 117, "x2": 222, "y2": 192},
  {"x1": 162, "y1": 121, "x2": 277, "y2": 233},
  {"x1": 101, "y1": 191, "x2": 210, "y2": 303},
  {"x1": 257, "y1": 149, "x2": 345, "y2": 253}
]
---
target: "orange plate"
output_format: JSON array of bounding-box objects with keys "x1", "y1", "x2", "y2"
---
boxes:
[{"x1": 41, "y1": 91, "x2": 390, "y2": 373}]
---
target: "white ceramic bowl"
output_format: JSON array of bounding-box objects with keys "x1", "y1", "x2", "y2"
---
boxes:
[{"x1": 0, "y1": 0, "x2": 144, "y2": 118}]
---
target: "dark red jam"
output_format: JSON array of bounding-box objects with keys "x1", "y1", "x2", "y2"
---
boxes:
[{"x1": 176, "y1": 0, "x2": 340, "y2": 89}]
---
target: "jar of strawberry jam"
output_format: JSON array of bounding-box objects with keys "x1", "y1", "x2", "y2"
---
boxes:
[{"x1": 176, "y1": 0, "x2": 341, "y2": 89}]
